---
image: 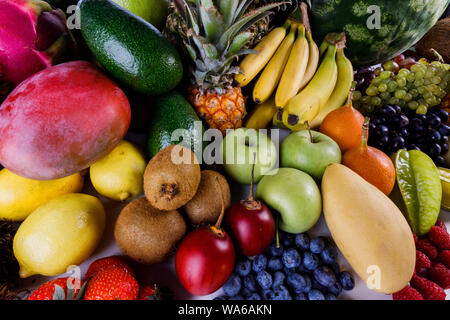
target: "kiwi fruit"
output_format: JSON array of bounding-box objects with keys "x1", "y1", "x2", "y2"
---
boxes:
[
  {"x1": 144, "y1": 145, "x2": 201, "y2": 211},
  {"x1": 114, "y1": 197, "x2": 186, "y2": 264},
  {"x1": 183, "y1": 170, "x2": 231, "y2": 225}
]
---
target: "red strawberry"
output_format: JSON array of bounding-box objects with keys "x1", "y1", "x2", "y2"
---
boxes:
[
  {"x1": 410, "y1": 274, "x2": 446, "y2": 300},
  {"x1": 428, "y1": 262, "x2": 450, "y2": 289},
  {"x1": 415, "y1": 250, "x2": 431, "y2": 275},
  {"x1": 83, "y1": 267, "x2": 139, "y2": 300},
  {"x1": 139, "y1": 285, "x2": 161, "y2": 300},
  {"x1": 417, "y1": 239, "x2": 438, "y2": 260},
  {"x1": 392, "y1": 285, "x2": 423, "y2": 300},
  {"x1": 85, "y1": 255, "x2": 134, "y2": 279},
  {"x1": 439, "y1": 250, "x2": 450, "y2": 269},
  {"x1": 435, "y1": 219, "x2": 447, "y2": 231},
  {"x1": 28, "y1": 277, "x2": 85, "y2": 300},
  {"x1": 427, "y1": 226, "x2": 450, "y2": 251}
]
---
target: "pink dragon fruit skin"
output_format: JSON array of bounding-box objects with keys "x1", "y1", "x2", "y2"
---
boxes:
[{"x1": 0, "y1": 0, "x2": 76, "y2": 92}]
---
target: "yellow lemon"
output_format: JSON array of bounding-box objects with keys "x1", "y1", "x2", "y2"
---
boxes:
[
  {"x1": 13, "y1": 193, "x2": 105, "y2": 278},
  {"x1": 111, "y1": 0, "x2": 169, "y2": 29},
  {"x1": 0, "y1": 169, "x2": 84, "y2": 221},
  {"x1": 90, "y1": 141, "x2": 146, "y2": 201}
]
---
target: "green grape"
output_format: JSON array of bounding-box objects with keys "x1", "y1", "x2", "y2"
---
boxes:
[
  {"x1": 423, "y1": 78, "x2": 431, "y2": 85},
  {"x1": 406, "y1": 73, "x2": 415, "y2": 82},
  {"x1": 380, "y1": 92, "x2": 391, "y2": 100},
  {"x1": 431, "y1": 76, "x2": 442, "y2": 85},
  {"x1": 410, "y1": 64, "x2": 422, "y2": 72},
  {"x1": 427, "y1": 84, "x2": 438, "y2": 93},
  {"x1": 374, "y1": 67, "x2": 383, "y2": 76},
  {"x1": 396, "y1": 77, "x2": 407, "y2": 87},
  {"x1": 404, "y1": 93, "x2": 413, "y2": 102},
  {"x1": 430, "y1": 61, "x2": 441, "y2": 66},
  {"x1": 379, "y1": 71, "x2": 392, "y2": 80},
  {"x1": 442, "y1": 64, "x2": 450, "y2": 71},
  {"x1": 361, "y1": 96, "x2": 371, "y2": 104},
  {"x1": 414, "y1": 79, "x2": 425, "y2": 87},
  {"x1": 371, "y1": 96, "x2": 382, "y2": 106},
  {"x1": 398, "y1": 68, "x2": 410, "y2": 77},
  {"x1": 426, "y1": 97, "x2": 438, "y2": 106},
  {"x1": 416, "y1": 105, "x2": 428, "y2": 115},
  {"x1": 408, "y1": 101, "x2": 419, "y2": 110},
  {"x1": 423, "y1": 91, "x2": 433, "y2": 99},
  {"x1": 425, "y1": 69, "x2": 435, "y2": 78},
  {"x1": 383, "y1": 61, "x2": 397, "y2": 72},
  {"x1": 353, "y1": 90, "x2": 362, "y2": 101},
  {"x1": 366, "y1": 86, "x2": 379, "y2": 96},
  {"x1": 436, "y1": 88, "x2": 447, "y2": 99},
  {"x1": 439, "y1": 81, "x2": 448, "y2": 89},
  {"x1": 371, "y1": 77, "x2": 382, "y2": 86},
  {"x1": 387, "y1": 81, "x2": 398, "y2": 92},
  {"x1": 414, "y1": 71, "x2": 425, "y2": 80},
  {"x1": 394, "y1": 89, "x2": 407, "y2": 99},
  {"x1": 410, "y1": 89, "x2": 419, "y2": 98},
  {"x1": 378, "y1": 83, "x2": 388, "y2": 92},
  {"x1": 389, "y1": 97, "x2": 400, "y2": 105},
  {"x1": 366, "y1": 104, "x2": 375, "y2": 113},
  {"x1": 418, "y1": 86, "x2": 427, "y2": 95},
  {"x1": 398, "y1": 100, "x2": 406, "y2": 107}
]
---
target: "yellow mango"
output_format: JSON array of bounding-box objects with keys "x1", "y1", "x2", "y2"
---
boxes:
[
  {"x1": 322, "y1": 164, "x2": 415, "y2": 294},
  {"x1": 0, "y1": 169, "x2": 84, "y2": 221}
]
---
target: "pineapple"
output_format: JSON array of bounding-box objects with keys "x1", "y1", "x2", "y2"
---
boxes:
[{"x1": 165, "y1": 0, "x2": 283, "y2": 134}]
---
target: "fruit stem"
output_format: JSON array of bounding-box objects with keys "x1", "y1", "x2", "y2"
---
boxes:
[
  {"x1": 306, "y1": 121, "x2": 314, "y2": 143},
  {"x1": 360, "y1": 117, "x2": 370, "y2": 148},
  {"x1": 241, "y1": 153, "x2": 262, "y2": 210},
  {"x1": 430, "y1": 48, "x2": 444, "y2": 63},
  {"x1": 346, "y1": 81, "x2": 356, "y2": 106},
  {"x1": 276, "y1": 214, "x2": 280, "y2": 249},
  {"x1": 214, "y1": 176, "x2": 226, "y2": 230}
]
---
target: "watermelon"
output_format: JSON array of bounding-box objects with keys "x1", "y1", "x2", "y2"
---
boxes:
[{"x1": 308, "y1": 0, "x2": 450, "y2": 66}]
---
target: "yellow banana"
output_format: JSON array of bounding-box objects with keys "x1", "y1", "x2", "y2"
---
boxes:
[
  {"x1": 245, "y1": 97, "x2": 278, "y2": 130},
  {"x1": 297, "y1": 31, "x2": 320, "y2": 91},
  {"x1": 437, "y1": 167, "x2": 450, "y2": 211},
  {"x1": 281, "y1": 44, "x2": 338, "y2": 131},
  {"x1": 310, "y1": 48, "x2": 354, "y2": 128},
  {"x1": 235, "y1": 23, "x2": 288, "y2": 87},
  {"x1": 275, "y1": 24, "x2": 309, "y2": 108},
  {"x1": 272, "y1": 108, "x2": 287, "y2": 129},
  {"x1": 253, "y1": 26, "x2": 296, "y2": 104}
]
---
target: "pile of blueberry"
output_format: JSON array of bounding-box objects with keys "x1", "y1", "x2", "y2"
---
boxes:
[
  {"x1": 368, "y1": 105, "x2": 449, "y2": 165},
  {"x1": 215, "y1": 231, "x2": 355, "y2": 300}
]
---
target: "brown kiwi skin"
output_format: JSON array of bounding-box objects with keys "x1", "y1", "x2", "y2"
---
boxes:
[
  {"x1": 183, "y1": 170, "x2": 231, "y2": 225},
  {"x1": 143, "y1": 145, "x2": 201, "y2": 211},
  {"x1": 114, "y1": 197, "x2": 186, "y2": 264}
]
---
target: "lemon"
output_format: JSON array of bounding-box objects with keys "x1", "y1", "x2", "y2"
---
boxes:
[
  {"x1": 111, "y1": 0, "x2": 169, "y2": 29},
  {"x1": 0, "y1": 169, "x2": 84, "y2": 221},
  {"x1": 90, "y1": 141, "x2": 146, "y2": 201},
  {"x1": 13, "y1": 193, "x2": 105, "y2": 278}
]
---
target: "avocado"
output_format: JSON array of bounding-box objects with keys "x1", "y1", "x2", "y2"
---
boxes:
[
  {"x1": 78, "y1": 0, "x2": 183, "y2": 96},
  {"x1": 148, "y1": 92, "x2": 205, "y2": 160}
]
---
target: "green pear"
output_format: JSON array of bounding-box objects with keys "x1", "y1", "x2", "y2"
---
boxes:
[{"x1": 255, "y1": 168, "x2": 321, "y2": 233}]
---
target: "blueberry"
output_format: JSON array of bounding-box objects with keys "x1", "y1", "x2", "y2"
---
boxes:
[
  {"x1": 283, "y1": 267, "x2": 295, "y2": 275},
  {"x1": 327, "y1": 281, "x2": 342, "y2": 296},
  {"x1": 302, "y1": 251, "x2": 320, "y2": 271},
  {"x1": 234, "y1": 259, "x2": 251, "y2": 277},
  {"x1": 297, "y1": 263, "x2": 311, "y2": 274},
  {"x1": 240, "y1": 288, "x2": 251, "y2": 297},
  {"x1": 252, "y1": 254, "x2": 267, "y2": 272},
  {"x1": 273, "y1": 285, "x2": 292, "y2": 300},
  {"x1": 223, "y1": 274, "x2": 241, "y2": 297},
  {"x1": 327, "y1": 262, "x2": 341, "y2": 276},
  {"x1": 294, "y1": 293, "x2": 307, "y2": 300},
  {"x1": 294, "y1": 233, "x2": 310, "y2": 251},
  {"x1": 282, "y1": 248, "x2": 301, "y2": 268},
  {"x1": 339, "y1": 271, "x2": 355, "y2": 291},
  {"x1": 246, "y1": 293, "x2": 261, "y2": 300},
  {"x1": 256, "y1": 271, "x2": 273, "y2": 290},
  {"x1": 266, "y1": 243, "x2": 284, "y2": 257},
  {"x1": 272, "y1": 271, "x2": 285, "y2": 289},
  {"x1": 320, "y1": 246, "x2": 338, "y2": 265},
  {"x1": 325, "y1": 294, "x2": 337, "y2": 300},
  {"x1": 286, "y1": 273, "x2": 306, "y2": 294},
  {"x1": 439, "y1": 124, "x2": 450, "y2": 137},
  {"x1": 213, "y1": 296, "x2": 227, "y2": 300},
  {"x1": 313, "y1": 266, "x2": 336, "y2": 287},
  {"x1": 308, "y1": 289, "x2": 325, "y2": 300},
  {"x1": 312, "y1": 279, "x2": 328, "y2": 292},
  {"x1": 229, "y1": 295, "x2": 243, "y2": 300},
  {"x1": 267, "y1": 257, "x2": 283, "y2": 271},
  {"x1": 302, "y1": 274, "x2": 312, "y2": 293},
  {"x1": 261, "y1": 289, "x2": 274, "y2": 300},
  {"x1": 281, "y1": 233, "x2": 294, "y2": 247},
  {"x1": 243, "y1": 274, "x2": 257, "y2": 292},
  {"x1": 309, "y1": 238, "x2": 325, "y2": 254}
]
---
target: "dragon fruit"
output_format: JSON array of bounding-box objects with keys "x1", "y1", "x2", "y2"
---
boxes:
[{"x1": 0, "y1": 0, "x2": 76, "y2": 97}]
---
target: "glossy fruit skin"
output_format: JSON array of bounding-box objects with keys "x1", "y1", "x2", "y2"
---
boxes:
[
  {"x1": 85, "y1": 255, "x2": 134, "y2": 279},
  {"x1": 0, "y1": 61, "x2": 130, "y2": 180},
  {"x1": 225, "y1": 201, "x2": 275, "y2": 257},
  {"x1": 175, "y1": 226, "x2": 235, "y2": 296},
  {"x1": 28, "y1": 277, "x2": 84, "y2": 300}
]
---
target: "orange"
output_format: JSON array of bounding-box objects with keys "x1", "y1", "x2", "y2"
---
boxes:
[
  {"x1": 342, "y1": 118, "x2": 395, "y2": 196},
  {"x1": 319, "y1": 87, "x2": 364, "y2": 152}
]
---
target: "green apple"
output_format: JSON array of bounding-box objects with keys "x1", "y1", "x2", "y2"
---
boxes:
[
  {"x1": 220, "y1": 128, "x2": 277, "y2": 185},
  {"x1": 281, "y1": 130, "x2": 341, "y2": 181},
  {"x1": 112, "y1": 0, "x2": 169, "y2": 29},
  {"x1": 256, "y1": 168, "x2": 321, "y2": 233}
]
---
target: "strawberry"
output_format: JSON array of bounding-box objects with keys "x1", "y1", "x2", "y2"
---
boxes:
[
  {"x1": 139, "y1": 285, "x2": 161, "y2": 300},
  {"x1": 415, "y1": 250, "x2": 431, "y2": 275},
  {"x1": 427, "y1": 226, "x2": 450, "y2": 251},
  {"x1": 28, "y1": 277, "x2": 85, "y2": 300},
  {"x1": 428, "y1": 262, "x2": 450, "y2": 289},
  {"x1": 435, "y1": 219, "x2": 447, "y2": 231},
  {"x1": 439, "y1": 250, "x2": 450, "y2": 269},
  {"x1": 417, "y1": 239, "x2": 438, "y2": 260},
  {"x1": 85, "y1": 255, "x2": 134, "y2": 279},
  {"x1": 410, "y1": 274, "x2": 446, "y2": 300},
  {"x1": 83, "y1": 267, "x2": 139, "y2": 300},
  {"x1": 392, "y1": 285, "x2": 423, "y2": 300}
]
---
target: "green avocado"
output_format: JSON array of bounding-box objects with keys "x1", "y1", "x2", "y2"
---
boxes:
[
  {"x1": 78, "y1": 0, "x2": 183, "y2": 95},
  {"x1": 147, "y1": 92, "x2": 205, "y2": 160}
]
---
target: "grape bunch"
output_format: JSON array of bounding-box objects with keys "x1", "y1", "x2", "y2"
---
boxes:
[
  {"x1": 354, "y1": 57, "x2": 450, "y2": 116},
  {"x1": 368, "y1": 105, "x2": 450, "y2": 166}
]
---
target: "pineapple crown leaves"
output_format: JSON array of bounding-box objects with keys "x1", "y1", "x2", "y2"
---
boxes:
[{"x1": 174, "y1": 0, "x2": 286, "y2": 92}]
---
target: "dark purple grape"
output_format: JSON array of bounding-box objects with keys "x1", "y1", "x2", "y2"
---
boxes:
[
  {"x1": 411, "y1": 118, "x2": 424, "y2": 132},
  {"x1": 428, "y1": 144, "x2": 442, "y2": 157},
  {"x1": 427, "y1": 114, "x2": 442, "y2": 127},
  {"x1": 380, "y1": 105, "x2": 397, "y2": 117},
  {"x1": 441, "y1": 142, "x2": 449, "y2": 155},
  {"x1": 369, "y1": 123, "x2": 377, "y2": 132},
  {"x1": 393, "y1": 105, "x2": 402, "y2": 114},
  {"x1": 441, "y1": 135, "x2": 449, "y2": 145},
  {"x1": 379, "y1": 135, "x2": 389, "y2": 145},
  {"x1": 398, "y1": 128, "x2": 409, "y2": 137},
  {"x1": 438, "y1": 124, "x2": 450, "y2": 137},
  {"x1": 436, "y1": 156, "x2": 446, "y2": 166},
  {"x1": 415, "y1": 114, "x2": 426, "y2": 122},
  {"x1": 398, "y1": 115, "x2": 409, "y2": 128},
  {"x1": 428, "y1": 130, "x2": 441, "y2": 143},
  {"x1": 390, "y1": 136, "x2": 405, "y2": 150},
  {"x1": 410, "y1": 132, "x2": 425, "y2": 144},
  {"x1": 406, "y1": 144, "x2": 421, "y2": 151},
  {"x1": 376, "y1": 125, "x2": 389, "y2": 136},
  {"x1": 372, "y1": 117, "x2": 383, "y2": 125},
  {"x1": 434, "y1": 108, "x2": 448, "y2": 123}
]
